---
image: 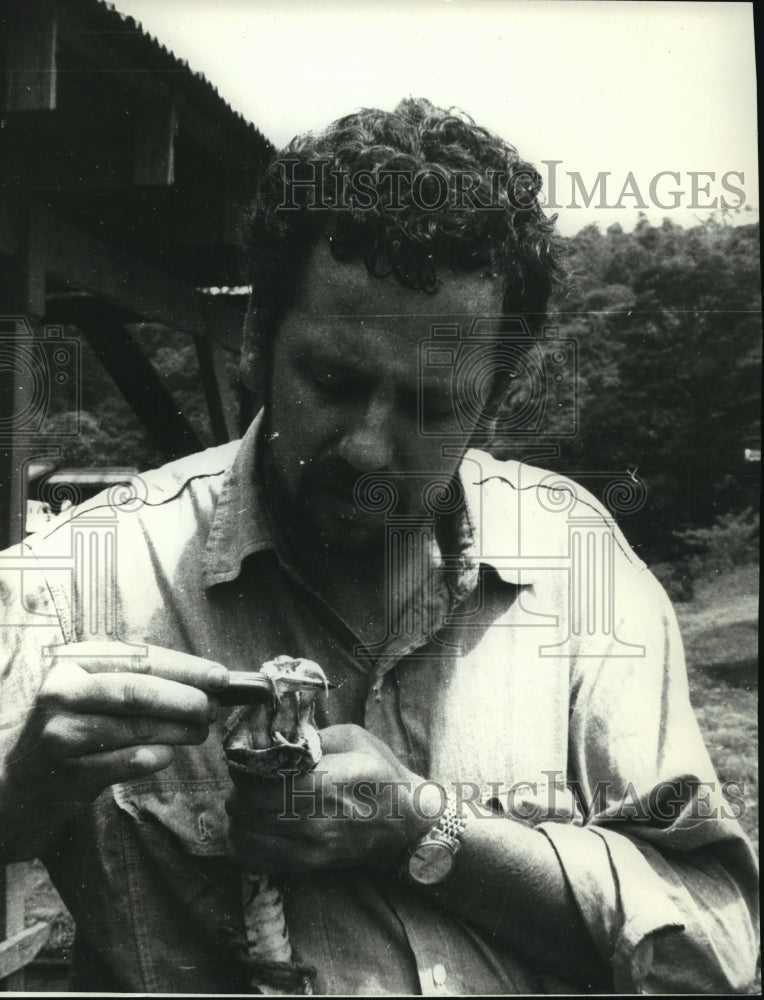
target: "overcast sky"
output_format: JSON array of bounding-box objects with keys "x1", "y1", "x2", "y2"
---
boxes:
[{"x1": 113, "y1": 0, "x2": 758, "y2": 236}]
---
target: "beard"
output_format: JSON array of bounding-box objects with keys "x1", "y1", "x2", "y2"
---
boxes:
[
  {"x1": 257, "y1": 408, "x2": 464, "y2": 565},
  {"x1": 260, "y1": 441, "x2": 395, "y2": 559}
]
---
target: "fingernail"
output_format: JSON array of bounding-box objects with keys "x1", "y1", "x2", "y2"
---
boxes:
[
  {"x1": 207, "y1": 665, "x2": 229, "y2": 690},
  {"x1": 133, "y1": 748, "x2": 159, "y2": 769}
]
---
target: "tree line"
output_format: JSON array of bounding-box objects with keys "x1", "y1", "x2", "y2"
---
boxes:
[{"x1": 499, "y1": 212, "x2": 760, "y2": 593}]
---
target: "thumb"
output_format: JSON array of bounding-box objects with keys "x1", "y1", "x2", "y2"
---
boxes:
[
  {"x1": 318, "y1": 723, "x2": 367, "y2": 755},
  {"x1": 319, "y1": 724, "x2": 402, "y2": 769}
]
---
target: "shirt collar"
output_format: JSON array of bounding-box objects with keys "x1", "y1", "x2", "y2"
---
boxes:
[
  {"x1": 455, "y1": 450, "x2": 526, "y2": 588},
  {"x1": 202, "y1": 413, "x2": 526, "y2": 590},
  {"x1": 202, "y1": 411, "x2": 275, "y2": 587}
]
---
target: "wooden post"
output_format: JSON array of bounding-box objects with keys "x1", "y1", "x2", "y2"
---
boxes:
[
  {"x1": 2, "y1": 1, "x2": 58, "y2": 113},
  {"x1": 48, "y1": 299, "x2": 205, "y2": 460},
  {"x1": 0, "y1": 865, "x2": 24, "y2": 991},
  {"x1": 133, "y1": 95, "x2": 178, "y2": 187},
  {"x1": 198, "y1": 292, "x2": 246, "y2": 442},
  {"x1": 0, "y1": 865, "x2": 51, "y2": 990},
  {"x1": 194, "y1": 329, "x2": 242, "y2": 444},
  {"x1": 0, "y1": 204, "x2": 49, "y2": 989},
  {"x1": 0, "y1": 202, "x2": 47, "y2": 548}
]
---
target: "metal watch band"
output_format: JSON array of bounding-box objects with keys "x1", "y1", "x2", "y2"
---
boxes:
[
  {"x1": 399, "y1": 789, "x2": 468, "y2": 886},
  {"x1": 437, "y1": 792, "x2": 467, "y2": 843}
]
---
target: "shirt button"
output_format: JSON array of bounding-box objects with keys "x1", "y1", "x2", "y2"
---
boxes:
[
  {"x1": 432, "y1": 964, "x2": 447, "y2": 987},
  {"x1": 198, "y1": 812, "x2": 211, "y2": 842}
]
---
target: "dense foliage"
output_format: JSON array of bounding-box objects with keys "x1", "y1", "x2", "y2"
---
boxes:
[{"x1": 492, "y1": 213, "x2": 760, "y2": 584}]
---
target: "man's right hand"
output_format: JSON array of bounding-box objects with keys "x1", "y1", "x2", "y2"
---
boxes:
[{"x1": 0, "y1": 641, "x2": 230, "y2": 857}]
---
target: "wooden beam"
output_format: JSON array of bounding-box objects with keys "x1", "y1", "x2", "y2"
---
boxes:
[
  {"x1": 0, "y1": 132, "x2": 132, "y2": 194},
  {"x1": 0, "y1": 197, "x2": 20, "y2": 258},
  {"x1": 0, "y1": 922, "x2": 51, "y2": 982},
  {"x1": 0, "y1": 203, "x2": 47, "y2": 552},
  {"x1": 1, "y1": 132, "x2": 255, "y2": 227},
  {"x1": 48, "y1": 299, "x2": 204, "y2": 461},
  {"x1": 12, "y1": 199, "x2": 241, "y2": 335},
  {"x1": 0, "y1": 202, "x2": 46, "y2": 322},
  {"x1": 2, "y1": 2, "x2": 58, "y2": 113},
  {"x1": 197, "y1": 294, "x2": 246, "y2": 441},
  {"x1": 0, "y1": 176, "x2": 245, "y2": 257},
  {"x1": 133, "y1": 95, "x2": 178, "y2": 187},
  {"x1": 56, "y1": 5, "x2": 269, "y2": 172},
  {"x1": 200, "y1": 294, "x2": 246, "y2": 353},
  {"x1": 194, "y1": 333, "x2": 230, "y2": 445},
  {"x1": 194, "y1": 330, "x2": 242, "y2": 444},
  {"x1": 42, "y1": 207, "x2": 201, "y2": 331},
  {"x1": 2, "y1": 197, "x2": 246, "y2": 462},
  {"x1": 1, "y1": 862, "x2": 50, "y2": 990},
  {"x1": 23, "y1": 203, "x2": 47, "y2": 321}
]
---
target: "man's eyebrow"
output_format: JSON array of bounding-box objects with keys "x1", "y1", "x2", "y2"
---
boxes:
[
  {"x1": 297, "y1": 347, "x2": 371, "y2": 379},
  {"x1": 298, "y1": 342, "x2": 354, "y2": 365}
]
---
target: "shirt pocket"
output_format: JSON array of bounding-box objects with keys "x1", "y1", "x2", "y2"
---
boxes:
[{"x1": 112, "y1": 777, "x2": 232, "y2": 857}]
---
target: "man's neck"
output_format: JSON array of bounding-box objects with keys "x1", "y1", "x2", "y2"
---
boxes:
[
  {"x1": 256, "y1": 435, "x2": 459, "y2": 648},
  {"x1": 305, "y1": 531, "x2": 440, "y2": 652},
  {"x1": 263, "y1": 491, "x2": 440, "y2": 650}
]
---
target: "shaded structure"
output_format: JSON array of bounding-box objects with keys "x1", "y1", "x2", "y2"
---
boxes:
[{"x1": 0, "y1": 0, "x2": 272, "y2": 985}]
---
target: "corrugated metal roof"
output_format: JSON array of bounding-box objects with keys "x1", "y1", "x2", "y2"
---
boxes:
[{"x1": 67, "y1": 0, "x2": 275, "y2": 158}]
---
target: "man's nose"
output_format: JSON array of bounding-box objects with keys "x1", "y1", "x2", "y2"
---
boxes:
[{"x1": 337, "y1": 390, "x2": 395, "y2": 472}]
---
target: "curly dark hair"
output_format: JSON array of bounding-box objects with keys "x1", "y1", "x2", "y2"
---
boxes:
[{"x1": 240, "y1": 97, "x2": 561, "y2": 397}]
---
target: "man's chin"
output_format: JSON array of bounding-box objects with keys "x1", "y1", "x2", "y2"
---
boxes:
[{"x1": 304, "y1": 493, "x2": 388, "y2": 554}]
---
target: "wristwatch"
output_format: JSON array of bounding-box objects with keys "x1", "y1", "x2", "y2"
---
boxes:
[{"x1": 401, "y1": 792, "x2": 467, "y2": 885}]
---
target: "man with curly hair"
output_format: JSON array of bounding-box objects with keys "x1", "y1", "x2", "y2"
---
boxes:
[{"x1": 0, "y1": 98, "x2": 757, "y2": 994}]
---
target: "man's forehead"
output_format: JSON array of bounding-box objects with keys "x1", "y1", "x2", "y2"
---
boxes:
[{"x1": 292, "y1": 241, "x2": 503, "y2": 318}]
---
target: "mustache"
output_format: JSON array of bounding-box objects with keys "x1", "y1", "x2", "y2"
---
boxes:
[
  {"x1": 299, "y1": 459, "x2": 409, "y2": 519},
  {"x1": 301, "y1": 458, "x2": 378, "y2": 496}
]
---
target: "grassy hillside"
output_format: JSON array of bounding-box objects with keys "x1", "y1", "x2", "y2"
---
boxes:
[{"x1": 675, "y1": 563, "x2": 758, "y2": 847}]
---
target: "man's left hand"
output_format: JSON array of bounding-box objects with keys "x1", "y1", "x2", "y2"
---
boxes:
[{"x1": 225, "y1": 723, "x2": 439, "y2": 873}]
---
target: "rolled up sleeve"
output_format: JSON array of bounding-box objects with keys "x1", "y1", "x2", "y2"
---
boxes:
[{"x1": 543, "y1": 564, "x2": 759, "y2": 993}]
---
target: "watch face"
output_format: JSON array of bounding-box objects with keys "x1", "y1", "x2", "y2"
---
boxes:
[{"x1": 408, "y1": 840, "x2": 455, "y2": 885}]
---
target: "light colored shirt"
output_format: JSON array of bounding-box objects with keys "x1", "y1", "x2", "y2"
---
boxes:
[{"x1": 0, "y1": 414, "x2": 758, "y2": 993}]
